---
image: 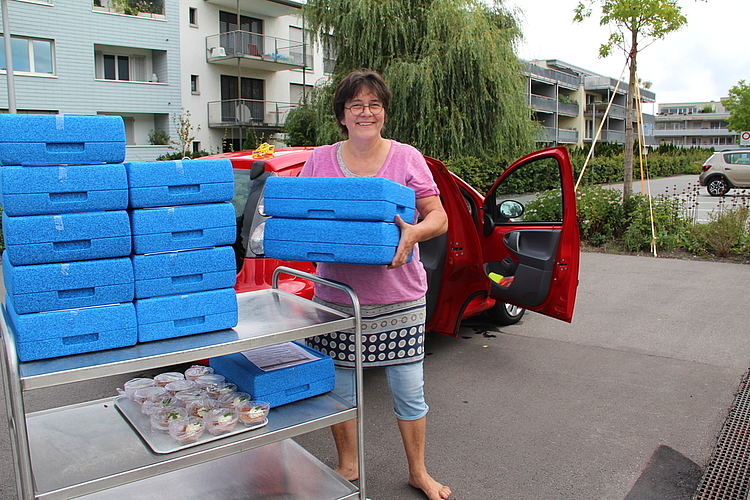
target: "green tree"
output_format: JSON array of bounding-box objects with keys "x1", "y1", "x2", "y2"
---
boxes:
[
  {"x1": 574, "y1": 0, "x2": 687, "y2": 201},
  {"x1": 724, "y1": 80, "x2": 750, "y2": 133},
  {"x1": 297, "y1": 0, "x2": 538, "y2": 162}
]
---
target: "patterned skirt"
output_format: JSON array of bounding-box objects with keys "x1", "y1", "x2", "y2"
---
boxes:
[{"x1": 306, "y1": 297, "x2": 426, "y2": 368}]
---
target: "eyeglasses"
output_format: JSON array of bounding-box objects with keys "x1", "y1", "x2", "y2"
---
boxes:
[{"x1": 344, "y1": 103, "x2": 384, "y2": 116}]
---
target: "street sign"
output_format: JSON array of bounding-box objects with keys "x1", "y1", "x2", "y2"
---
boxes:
[{"x1": 741, "y1": 131, "x2": 750, "y2": 146}]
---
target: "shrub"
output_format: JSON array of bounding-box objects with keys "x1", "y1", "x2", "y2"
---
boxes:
[
  {"x1": 148, "y1": 129, "x2": 170, "y2": 145},
  {"x1": 690, "y1": 206, "x2": 750, "y2": 257}
]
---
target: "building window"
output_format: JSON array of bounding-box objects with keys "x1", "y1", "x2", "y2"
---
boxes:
[
  {"x1": 193, "y1": 141, "x2": 201, "y2": 153},
  {"x1": 0, "y1": 36, "x2": 54, "y2": 75},
  {"x1": 189, "y1": 7, "x2": 198, "y2": 26},
  {"x1": 289, "y1": 26, "x2": 311, "y2": 69},
  {"x1": 322, "y1": 34, "x2": 336, "y2": 74},
  {"x1": 104, "y1": 54, "x2": 130, "y2": 81},
  {"x1": 96, "y1": 51, "x2": 149, "y2": 82},
  {"x1": 191, "y1": 74, "x2": 200, "y2": 94}
]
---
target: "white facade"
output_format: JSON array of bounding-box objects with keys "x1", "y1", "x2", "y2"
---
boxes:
[
  {"x1": 654, "y1": 100, "x2": 739, "y2": 150},
  {"x1": 180, "y1": 0, "x2": 330, "y2": 154}
]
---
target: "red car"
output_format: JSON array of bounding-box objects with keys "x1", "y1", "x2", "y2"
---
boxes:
[{"x1": 200, "y1": 146, "x2": 580, "y2": 336}]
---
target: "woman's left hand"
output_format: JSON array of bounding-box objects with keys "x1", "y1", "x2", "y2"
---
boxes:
[{"x1": 388, "y1": 195, "x2": 448, "y2": 270}]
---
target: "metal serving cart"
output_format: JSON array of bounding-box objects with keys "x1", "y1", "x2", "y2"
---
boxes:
[{"x1": 1, "y1": 267, "x2": 366, "y2": 500}]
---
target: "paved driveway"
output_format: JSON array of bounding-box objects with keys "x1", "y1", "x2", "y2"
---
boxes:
[{"x1": 2, "y1": 252, "x2": 749, "y2": 500}]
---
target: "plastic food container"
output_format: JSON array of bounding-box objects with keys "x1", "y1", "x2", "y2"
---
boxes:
[
  {"x1": 174, "y1": 388, "x2": 208, "y2": 406},
  {"x1": 133, "y1": 386, "x2": 168, "y2": 405},
  {"x1": 204, "y1": 408, "x2": 239, "y2": 436},
  {"x1": 217, "y1": 391, "x2": 251, "y2": 409},
  {"x1": 141, "y1": 394, "x2": 179, "y2": 416},
  {"x1": 168, "y1": 416, "x2": 206, "y2": 444},
  {"x1": 150, "y1": 407, "x2": 188, "y2": 432},
  {"x1": 206, "y1": 382, "x2": 238, "y2": 398},
  {"x1": 194, "y1": 374, "x2": 225, "y2": 389},
  {"x1": 154, "y1": 372, "x2": 186, "y2": 387},
  {"x1": 186, "y1": 397, "x2": 219, "y2": 418},
  {"x1": 123, "y1": 378, "x2": 155, "y2": 399},
  {"x1": 237, "y1": 401, "x2": 270, "y2": 426},
  {"x1": 165, "y1": 379, "x2": 198, "y2": 394},
  {"x1": 185, "y1": 364, "x2": 214, "y2": 381}
]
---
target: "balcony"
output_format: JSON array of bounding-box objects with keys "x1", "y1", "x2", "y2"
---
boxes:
[
  {"x1": 524, "y1": 62, "x2": 580, "y2": 89},
  {"x1": 538, "y1": 127, "x2": 579, "y2": 144},
  {"x1": 206, "y1": 31, "x2": 308, "y2": 71},
  {"x1": 92, "y1": 0, "x2": 165, "y2": 19},
  {"x1": 207, "y1": 99, "x2": 297, "y2": 129},
  {"x1": 203, "y1": 0, "x2": 302, "y2": 17}
]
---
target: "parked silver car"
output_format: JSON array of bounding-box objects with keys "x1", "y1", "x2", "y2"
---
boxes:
[{"x1": 698, "y1": 149, "x2": 750, "y2": 196}]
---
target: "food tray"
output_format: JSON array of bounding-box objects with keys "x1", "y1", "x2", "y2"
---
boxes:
[{"x1": 114, "y1": 396, "x2": 267, "y2": 454}]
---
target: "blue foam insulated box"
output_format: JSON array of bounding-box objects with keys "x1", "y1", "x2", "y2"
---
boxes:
[
  {"x1": 130, "y1": 203, "x2": 236, "y2": 254},
  {"x1": 134, "y1": 287, "x2": 238, "y2": 342},
  {"x1": 209, "y1": 341, "x2": 335, "y2": 408},
  {"x1": 2, "y1": 210, "x2": 132, "y2": 266},
  {"x1": 264, "y1": 218, "x2": 408, "y2": 265},
  {"x1": 131, "y1": 246, "x2": 236, "y2": 299},
  {"x1": 264, "y1": 176, "x2": 416, "y2": 223},
  {"x1": 3, "y1": 256, "x2": 134, "y2": 314},
  {"x1": 0, "y1": 164, "x2": 129, "y2": 216},
  {"x1": 5, "y1": 299, "x2": 137, "y2": 362},
  {"x1": 126, "y1": 159, "x2": 234, "y2": 208},
  {"x1": 0, "y1": 114, "x2": 126, "y2": 166}
]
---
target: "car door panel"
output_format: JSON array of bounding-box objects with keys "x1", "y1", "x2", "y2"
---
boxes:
[
  {"x1": 488, "y1": 229, "x2": 560, "y2": 307},
  {"x1": 481, "y1": 147, "x2": 579, "y2": 322}
]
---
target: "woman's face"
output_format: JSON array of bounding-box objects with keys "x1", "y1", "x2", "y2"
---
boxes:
[{"x1": 340, "y1": 90, "x2": 385, "y2": 140}]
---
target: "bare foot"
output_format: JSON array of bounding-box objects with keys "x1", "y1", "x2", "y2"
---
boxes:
[
  {"x1": 409, "y1": 472, "x2": 452, "y2": 500},
  {"x1": 334, "y1": 465, "x2": 359, "y2": 482}
]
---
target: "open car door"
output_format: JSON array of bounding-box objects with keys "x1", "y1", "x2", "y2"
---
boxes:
[{"x1": 481, "y1": 146, "x2": 579, "y2": 322}]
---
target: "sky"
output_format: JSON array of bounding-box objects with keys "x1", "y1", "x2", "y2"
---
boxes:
[{"x1": 504, "y1": 0, "x2": 750, "y2": 107}]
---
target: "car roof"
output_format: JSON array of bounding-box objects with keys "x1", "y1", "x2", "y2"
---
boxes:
[{"x1": 199, "y1": 147, "x2": 315, "y2": 173}]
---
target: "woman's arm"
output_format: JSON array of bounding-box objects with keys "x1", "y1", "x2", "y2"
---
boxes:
[{"x1": 388, "y1": 195, "x2": 448, "y2": 269}]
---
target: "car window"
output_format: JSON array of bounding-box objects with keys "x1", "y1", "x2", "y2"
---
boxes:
[
  {"x1": 492, "y1": 156, "x2": 563, "y2": 223},
  {"x1": 232, "y1": 170, "x2": 252, "y2": 217},
  {"x1": 725, "y1": 153, "x2": 750, "y2": 165}
]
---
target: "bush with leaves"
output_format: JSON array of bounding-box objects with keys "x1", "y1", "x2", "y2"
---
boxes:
[{"x1": 689, "y1": 206, "x2": 749, "y2": 257}]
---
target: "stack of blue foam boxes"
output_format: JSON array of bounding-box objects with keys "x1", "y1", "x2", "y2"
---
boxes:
[
  {"x1": 126, "y1": 158, "x2": 238, "y2": 343},
  {"x1": 0, "y1": 114, "x2": 239, "y2": 362},
  {"x1": 263, "y1": 176, "x2": 416, "y2": 265},
  {"x1": 0, "y1": 114, "x2": 137, "y2": 362}
]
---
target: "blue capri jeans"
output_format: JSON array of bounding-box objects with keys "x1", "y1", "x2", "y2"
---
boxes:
[{"x1": 332, "y1": 361, "x2": 429, "y2": 421}]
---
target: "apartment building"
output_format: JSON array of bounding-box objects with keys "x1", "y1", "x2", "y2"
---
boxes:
[
  {"x1": 181, "y1": 0, "x2": 329, "y2": 153},
  {"x1": 1, "y1": 0, "x2": 181, "y2": 161},
  {"x1": 525, "y1": 59, "x2": 657, "y2": 148},
  {"x1": 653, "y1": 100, "x2": 739, "y2": 150}
]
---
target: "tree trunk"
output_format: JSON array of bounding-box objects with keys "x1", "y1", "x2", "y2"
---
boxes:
[{"x1": 623, "y1": 36, "x2": 637, "y2": 203}]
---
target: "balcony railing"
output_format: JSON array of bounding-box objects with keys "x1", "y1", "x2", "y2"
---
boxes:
[
  {"x1": 538, "y1": 127, "x2": 579, "y2": 144},
  {"x1": 527, "y1": 95, "x2": 579, "y2": 116},
  {"x1": 524, "y1": 62, "x2": 580, "y2": 88},
  {"x1": 207, "y1": 99, "x2": 298, "y2": 128},
  {"x1": 206, "y1": 31, "x2": 308, "y2": 69}
]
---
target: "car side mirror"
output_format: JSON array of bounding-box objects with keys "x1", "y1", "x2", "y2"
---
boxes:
[{"x1": 498, "y1": 200, "x2": 524, "y2": 221}]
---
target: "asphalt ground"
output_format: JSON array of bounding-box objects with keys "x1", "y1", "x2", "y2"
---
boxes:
[{"x1": 2, "y1": 251, "x2": 750, "y2": 500}]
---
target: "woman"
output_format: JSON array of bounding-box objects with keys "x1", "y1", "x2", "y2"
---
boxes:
[{"x1": 302, "y1": 69, "x2": 451, "y2": 500}]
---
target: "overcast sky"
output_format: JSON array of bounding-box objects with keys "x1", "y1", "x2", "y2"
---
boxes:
[{"x1": 504, "y1": 0, "x2": 750, "y2": 107}]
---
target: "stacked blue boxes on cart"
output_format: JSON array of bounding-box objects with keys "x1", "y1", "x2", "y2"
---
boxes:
[
  {"x1": 262, "y1": 176, "x2": 416, "y2": 265},
  {"x1": 0, "y1": 114, "x2": 238, "y2": 362},
  {"x1": 127, "y1": 157, "x2": 237, "y2": 343}
]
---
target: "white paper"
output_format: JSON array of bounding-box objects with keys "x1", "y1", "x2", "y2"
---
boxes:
[{"x1": 241, "y1": 342, "x2": 318, "y2": 372}]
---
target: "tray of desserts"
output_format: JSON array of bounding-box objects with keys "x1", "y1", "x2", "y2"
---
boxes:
[{"x1": 114, "y1": 365, "x2": 269, "y2": 454}]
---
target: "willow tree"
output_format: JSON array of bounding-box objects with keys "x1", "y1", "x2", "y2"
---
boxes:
[
  {"x1": 574, "y1": 0, "x2": 686, "y2": 200},
  {"x1": 300, "y1": 0, "x2": 537, "y2": 162}
]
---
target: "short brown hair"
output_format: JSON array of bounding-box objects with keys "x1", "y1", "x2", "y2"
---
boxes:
[{"x1": 333, "y1": 69, "x2": 391, "y2": 136}]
